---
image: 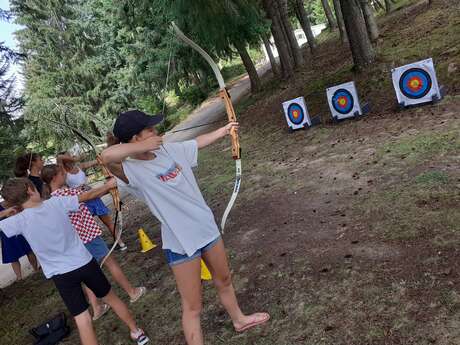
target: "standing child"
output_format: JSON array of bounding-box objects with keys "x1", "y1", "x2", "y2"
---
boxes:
[
  {"x1": 57, "y1": 152, "x2": 128, "y2": 250},
  {"x1": 41, "y1": 164, "x2": 146, "y2": 321},
  {"x1": 0, "y1": 202, "x2": 39, "y2": 281},
  {"x1": 14, "y1": 152, "x2": 44, "y2": 194},
  {"x1": 101, "y1": 110, "x2": 269, "y2": 345},
  {"x1": 0, "y1": 178, "x2": 149, "y2": 345}
]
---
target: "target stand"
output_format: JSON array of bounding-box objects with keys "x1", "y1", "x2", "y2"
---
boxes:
[
  {"x1": 282, "y1": 96, "x2": 320, "y2": 132},
  {"x1": 326, "y1": 81, "x2": 368, "y2": 123},
  {"x1": 392, "y1": 58, "x2": 445, "y2": 109}
]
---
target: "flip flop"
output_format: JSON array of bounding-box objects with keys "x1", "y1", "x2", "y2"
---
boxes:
[
  {"x1": 234, "y1": 312, "x2": 270, "y2": 333},
  {"x1": 130, "y1": 286, "x2": 147, "y2": 303},
  {"x1": 92, "y1": 303, "x2": 111, "y2": 321}
]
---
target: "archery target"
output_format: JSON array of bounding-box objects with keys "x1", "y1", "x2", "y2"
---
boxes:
[
  {"x1": 326, "y1": 81, "x2": 362, "y2": 120},
  {"x1": 282, "y1": 96, "x2": 311, "y2": 130},
  {"x1": 392, "y1": 58, "x2": 441, "y2": 106}
]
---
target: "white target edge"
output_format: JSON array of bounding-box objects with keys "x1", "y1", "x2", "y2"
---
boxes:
[
  {"x1": 326, "y1": 81, "x2": 362, "y2": 120},
  {"x1": 391, "y1": 58, "x2": 441, "y2": 106},
  {"x1": 282, "y1": 96, "x2": 311, "y2": 130}
]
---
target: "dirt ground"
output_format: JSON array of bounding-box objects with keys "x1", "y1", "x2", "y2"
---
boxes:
[{"x1": 1, "y1": 0, "x2": 459, "y2": 344}]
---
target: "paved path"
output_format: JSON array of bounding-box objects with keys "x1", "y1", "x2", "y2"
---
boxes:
[{"x1": 164, "y1": 62, "x2": 271, "y2": 142}]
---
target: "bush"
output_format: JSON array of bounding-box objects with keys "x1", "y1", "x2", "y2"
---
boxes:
[{"x1": 179, "y1": 85, "x2": 208, "y2": 107}]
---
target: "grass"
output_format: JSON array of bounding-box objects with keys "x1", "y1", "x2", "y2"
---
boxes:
[
  {"x1": 361, "y1": 181, "x2": 460, "y2": 242},
  {"x1": 415, "y1": 170, "x2": 450, "y2": 185},
  {"x1": 378, "y1": 131, "x2": 460, "y2": 163}
]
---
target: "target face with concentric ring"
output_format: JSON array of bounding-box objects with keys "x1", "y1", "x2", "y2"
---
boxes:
[
  {"x1": 399, "y1": 68, "x2": 432, "y2": 99},
  {"x1": 332, "y1": 89, "x2": 354, "y2": 115},
  {"x1": 287, "y1": 103, "x2": 305, "y2": 125}
]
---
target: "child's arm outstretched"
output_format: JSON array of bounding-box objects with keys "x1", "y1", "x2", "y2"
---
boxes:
[
  {"x1": 196, "y1": 122, "x2": 239, "y2": 149},
  {"x1": 57, "y1": 153, "x2": 97, "y2": 170},
  {"x1": 78, "y1": 178, "x2": 117, "y2": 203},
  {"x1": 101, "y1": 136, "x2": 163, "y2": 164}
]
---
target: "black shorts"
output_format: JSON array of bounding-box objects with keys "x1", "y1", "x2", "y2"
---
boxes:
[{"x1": 52, "y1": 259, "x2": 111, "y2": 317}]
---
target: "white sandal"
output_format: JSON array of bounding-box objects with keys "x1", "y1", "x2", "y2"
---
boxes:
[
  {"x1": 130, "y1": 287, "x2": 147, "y2": 303},
  {"x1": 92, "y1": 303, "x2": 111, "y2": 321}
]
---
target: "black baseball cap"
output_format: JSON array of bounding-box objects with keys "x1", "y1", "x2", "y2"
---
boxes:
[{"x1": 113, "y1": 109, "x2": 164, "y2": 143}]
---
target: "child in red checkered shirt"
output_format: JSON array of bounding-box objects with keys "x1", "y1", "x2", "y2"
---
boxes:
[{"x1": 41, "y1": 164, "x2": 146, "y2": 321}]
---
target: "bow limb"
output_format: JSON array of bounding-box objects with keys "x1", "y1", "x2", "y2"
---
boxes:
[{"x1": 171, "y1": 22, "x2": 241, "y2": 232}]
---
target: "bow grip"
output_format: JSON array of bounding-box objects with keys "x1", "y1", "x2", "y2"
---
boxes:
[{"x1": 219, "y1": 89, "x2": 241, "y2": 160}]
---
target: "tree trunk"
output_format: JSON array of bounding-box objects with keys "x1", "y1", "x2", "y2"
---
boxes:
[
  {"x1": 262, "y1": 0, "x2": 295, "y2": 78},
  {"x1": 321, "y1": 0, "x2": 337, "y2": 30},
  {"x1": 274, "y1": 2, "x2": 294, "y2": 62},
  {"x1": 359, "y1": 0, "x2": 379, "y2": 42},
  {"x1": 384, "y1": 0, "x2": 392, "y2": 13},
  {"x1": 340, "y1": 0, "x2": 375, "y2": 69},
  {"x1": 277, "y1": 0, "x2": 304, "y2": 67},
  {"x1": 332, "y1": 0, "x2": 348, "y2": 44},
  {"x1": 294, "y1": 0, "x2": 317, "y2": 54},
  {"x1": 262, "y1": 35, "x2": 280, "y2": 76},
  {"x1": 235, "y1": 41, "x2": 261, "y2": 92}
]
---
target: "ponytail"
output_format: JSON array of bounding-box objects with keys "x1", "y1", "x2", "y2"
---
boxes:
[{"x1": 40, "y1": 164, "x2": 61, "y2": 200}]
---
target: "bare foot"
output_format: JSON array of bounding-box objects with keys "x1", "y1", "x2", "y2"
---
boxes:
[{"x1": 234, "y1": 312, "x2": 270, "y2": 332}]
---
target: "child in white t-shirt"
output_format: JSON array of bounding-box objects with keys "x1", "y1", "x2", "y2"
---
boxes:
[
  {"x1": 0, "y1": 178, "x2": 149, "y2": 345},
  {"x1": 101, "y1": 109, "x2": 269, "y2": 345},
  {"x1": 41, "y1": 164, "x2": 146, "y2": 321}
]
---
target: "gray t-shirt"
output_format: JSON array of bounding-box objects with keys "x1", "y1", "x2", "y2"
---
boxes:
[
  {"x1": 119, "y1": 140, "x2": 220, "y2": 256},
  {"x1": 0, "y1": 196, "x2": 92, "y2": 278}
]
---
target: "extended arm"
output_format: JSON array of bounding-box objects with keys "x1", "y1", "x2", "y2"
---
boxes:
[
  {"x1": 77, "y1": 178, "x2": 116, "y2": 203},
  {"x1": 196, "y1": 122, "x2": 239, "y2": 149},
  {"x1": 57, "y1": 153, "x2": 97, "y2": 171}
]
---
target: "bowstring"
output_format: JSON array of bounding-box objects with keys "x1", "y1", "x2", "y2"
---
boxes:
[{"x1": 161, "y1": 34, "x2": 174, "y2": 118}]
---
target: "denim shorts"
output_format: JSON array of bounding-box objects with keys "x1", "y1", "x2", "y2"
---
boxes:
[
  {"x1": 84, "y1": 197, "x2": 110, "y2": 216},
  {"x1": 163, "y1": 236, "x2": 221, "y2": 267},
  {"x1": 84, "y1": 236, "x2": 110, "y2": 263}
]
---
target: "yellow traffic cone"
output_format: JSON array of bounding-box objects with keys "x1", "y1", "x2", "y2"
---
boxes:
[
  {"x1": 138, "y1": 228, "x2": 157, "y2": 253},
  {"x1": 200, "y1": 259, "x2": 212, "y2": 281}
]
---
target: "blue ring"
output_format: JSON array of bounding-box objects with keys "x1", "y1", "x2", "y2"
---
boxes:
[
  {"x1": 287, "y1": 103, "x2": 305, "y2": 125},
  {"x1": 399, "y1": 68, "x2": 432, "y2": 99},
  {"x1": 332, "y1": 89, "x2": 354, "y2": 114}
]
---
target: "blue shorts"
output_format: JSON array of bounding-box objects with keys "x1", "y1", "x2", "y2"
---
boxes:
[
  {"x1": 84, "y1": 236, "x2": 110, "y2": 263},
  {"x1": 84, "y1": 197, "x2": 110, "y2": 216},
  {"x1": 164, "y1": 236, "x2": 221, "y2": 267},
  {"x1": 1, "y1": 233, "x2": 32, "y2": 264}
]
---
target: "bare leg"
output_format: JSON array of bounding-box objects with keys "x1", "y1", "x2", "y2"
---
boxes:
[
  {"x1": 171, "y1": 257, "x2": 203, "y2": 345},
  {"x1": 98, "y1": 214, "x2": 126, "y2": 247},
  {"x1": 84, "y1": 285, "x2": 104, "y2": 318},
  {"x1": 104, "y1": 256, "x2": 138, "y2": 298},
  {"x1": 26, "y1": 252, "x2": 39, "y2": 271},
  {"x1": 202, "y1": 239, "x2": 269, "y2": 331},
  {"x1": 74, "y1": 309, "x2": 98, "y2": 345},
  {"x1": 101, "y1": 289, "x2": 138, "y2": 333},
  {"x1": 11, "y1": 261, "x2": 22, "y2": 280}
]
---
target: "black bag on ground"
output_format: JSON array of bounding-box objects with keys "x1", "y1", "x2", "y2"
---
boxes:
[{"x1": 29, "y1": 312, "x2": 71, "y2": 345}]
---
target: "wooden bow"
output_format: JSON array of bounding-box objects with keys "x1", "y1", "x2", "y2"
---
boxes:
[{"x1": 171, "y1": 22, "x2": 242, "y2": 232}]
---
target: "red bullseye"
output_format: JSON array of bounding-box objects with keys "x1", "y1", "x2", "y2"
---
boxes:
[
  {"x1": 338, "y1": 96, "x2": 348, "y2": 108},
  {"x1": 407, "y1": 76, "x2": 423, "y2": 92}
]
